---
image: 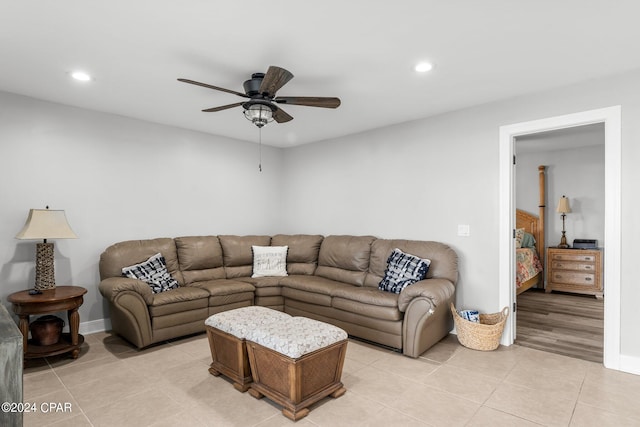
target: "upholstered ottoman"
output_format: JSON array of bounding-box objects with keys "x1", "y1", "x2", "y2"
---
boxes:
[
  {"x1": 204, "y1": 306, "x2": 291, "y2": 392},
  {"x1": 245, "y1": 316, "x2": 348, "y2": 421}
]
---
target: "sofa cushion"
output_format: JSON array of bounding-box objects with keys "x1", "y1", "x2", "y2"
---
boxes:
[
  {"x1": 378, "y1": 248, "x2": 430, "y2": 294},
  {"x1": 100, "y1": 238, "x2": 183, "y2": 284},
  {"x1": 272, "y1": 234, "x2": 323, "y2": 275},
  {"x1": 191, "y1": 279, "x2": 255, "y2": 296},
  {"x1": 253, "y1": 287, "x2": 283, "y2": 297},
  {"x1": 252, "y1": 245, "x2": 288, "y2": 277},
  {"x1": 331, "y1": 286, "x2": 401, "y2": 321},
  {"x1": 176, "y1": 236, "x2": 225, "y2": 284},
  {"x1": 332, "y1": 297, "x2": 403, "y2": 321},
  {"x1": 122, "y1": 253, "x2": 180, "y2": 294},
  {"x1": 280, "y1": 275, "x2": 349, "y2": 296},
  {"x1": 281, "y1": 275, "x2": 355, "y2": 307},
  {"x1": 219, "y1": 235, "x2": 271, "y2": 278},
  {"x1": 147, "y1": 285, "x2": 209, "y2": 306},
  {"x1": 191, "y1": 279, "x2": 255, "y2": 309},
  {"x1": 365, "y1": 239, "x2": 459, "y2": 287},
  {"x1": 147, "y1": 286, "x2": 210, "y2": 317},
  {"x1": 315, "y1": 235, "x2": 375, "y2": 286},
  {"x1": 282, "y1": 287, "x2": 332, "y2": 306},
  {"x1": 236, "y1": 276, "x2": 284, "y2": 288},
  {"x1": 209, "y1": 291, "x2": 254, "y2": 308},
  {"x1": 235, "y1": 276, "x2": 284, "y2": 297},
  {"x1": 332, "y1": 286, "x2": 399, "y2": 308}
]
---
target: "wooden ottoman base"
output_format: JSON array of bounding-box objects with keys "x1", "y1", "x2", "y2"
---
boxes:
[
  {"x1": 246, "y1": 339, "x2": 348, "y2": 421},
  {"x1": 206, "y1": 326, "x2": 252, "y2": 392}
]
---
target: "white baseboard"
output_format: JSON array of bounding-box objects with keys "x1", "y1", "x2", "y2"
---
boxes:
[
  {"x1": 620, "y1": 355, "x2": 640, "y2": 376},
  {"x1": 78, "y1": 318, "x2": 111, "y2": 336}
]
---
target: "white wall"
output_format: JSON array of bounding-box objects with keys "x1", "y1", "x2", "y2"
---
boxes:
[
  {"x1": 281, "y1": 69, "x2": 640, "y2": 359},
  {"x1": 0, "y1": 91, "x2": 284, "y2": 324},
  {"x1": 281, "y1": 112, "x2": 499, "y2": 314},
  {"x1": 516, "y1": 145, "x2": 605, "y2": 249},
  {"x1": 2, "y1": 67, "x2": 640, "y2": 361}
]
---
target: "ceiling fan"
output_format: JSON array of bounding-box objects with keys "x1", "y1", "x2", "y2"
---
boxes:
[{"x1": 178, "y1": 66, "x2": 341, "y2": 128}]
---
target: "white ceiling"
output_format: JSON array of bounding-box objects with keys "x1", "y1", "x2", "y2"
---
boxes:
[
  {"x1": 516, "y1": 123, "x2": 605, "y2": 153},
  {"x1": 2, "y1": 1, "x2": 640, "y2": 147}
]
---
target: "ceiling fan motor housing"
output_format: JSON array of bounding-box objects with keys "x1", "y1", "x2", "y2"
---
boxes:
[{"x1": 243, "y1": 73, "x2": 266, "y2": 96}]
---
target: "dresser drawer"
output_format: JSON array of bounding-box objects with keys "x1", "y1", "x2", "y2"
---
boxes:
[
  {"x1": 551, "y1": 253, "x2": 596, "y2": 263},
  {"x1": 550, "y1": 261, "x2": 596, "y2": 272},
  {"x1": 550, "y1": 271, "x2": 597, "y2": 286}
]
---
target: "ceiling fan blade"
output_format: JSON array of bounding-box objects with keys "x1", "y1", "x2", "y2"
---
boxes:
[
  {"x1": 202, "y1": 102, "x2": 244, "y2": 112},
  {"x1": 178, "y1": 78, "x2": 249, "y2": 98},
  {"x1": 273, "y1": 107, "x2": 293, "y2": 123},
  {"x1": 274, "y1": 96, "x2": 341, "y2": 108},
  {"x1": 259, "y1": 66, "x2": 294, "y2": 96}
]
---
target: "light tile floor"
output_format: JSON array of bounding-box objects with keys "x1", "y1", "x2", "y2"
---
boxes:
[{"x1": 21, "y1": 332, "x2": 640, "y2": 427}]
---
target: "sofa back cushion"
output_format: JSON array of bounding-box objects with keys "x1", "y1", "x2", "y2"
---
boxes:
[
  {"x1": 99, "y1": 238, "x2": 183, "y2": 285},
  {"x1": 271, "y1": 234, "x2": 323, "y2": 275},
  {"x1": 315, "y1": 235, "x2": 375, "y2": 286},
  {"x1": 364, "y1": 239, "x2": 458, "y2": 288},
  {"x1": 219, "y1": 235, "x2": 271, "y2": 278},
  {"x1": 175, "y1": 236, "x2": 226, "y2": 285}
]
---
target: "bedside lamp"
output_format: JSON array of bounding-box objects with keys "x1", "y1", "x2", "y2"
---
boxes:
[
  {"x1": 15, "y1": 207, "x2": 77, "y2": 291},
  {"x1": 556, "y1": 196, "x2": 571, "y2": 248}
]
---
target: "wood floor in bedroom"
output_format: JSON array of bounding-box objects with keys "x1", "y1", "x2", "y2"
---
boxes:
[{"x1": 515, "y1": 289, "x2": 604, "y2": 363}]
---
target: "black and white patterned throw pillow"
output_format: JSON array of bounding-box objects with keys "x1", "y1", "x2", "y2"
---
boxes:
[
  {"x1": 378, "y1": 248, "x2": 431, "y2": 294},
  {"x1": 122, "y1": 253, "x2": 179, "y2": 294}
]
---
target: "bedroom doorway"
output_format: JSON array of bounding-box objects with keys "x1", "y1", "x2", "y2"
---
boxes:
[
  {"x1": 498, "y1": 106, "x2": 621, "y2": 371},
  {"x1": 513, "y1": 124, "x2": 605, "y2": 363}
]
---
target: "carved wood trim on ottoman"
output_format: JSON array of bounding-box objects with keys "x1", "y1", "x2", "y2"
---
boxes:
[
  {"x1": 204, "y1": 306, "x2": 291, "y2": 392},
  {"x1": 245, "y1": 316, "x2": 348, "y2": 421}
]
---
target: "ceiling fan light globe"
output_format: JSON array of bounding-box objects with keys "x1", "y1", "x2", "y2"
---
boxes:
[{"x1": 244, "y1": 103, "x2": 274, "y2": 128}]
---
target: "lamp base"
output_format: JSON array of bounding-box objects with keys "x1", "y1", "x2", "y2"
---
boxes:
[
  {"x1": 558, "y1": 233, "x2": 570, "y2": 249},
  {"x1": 35, "y1": 242, "x2": 56, "y2": 291}
]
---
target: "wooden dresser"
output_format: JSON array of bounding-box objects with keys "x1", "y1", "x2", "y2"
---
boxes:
[{"x1": 546, "y1": 247, "x2": 603, "y2": 299}]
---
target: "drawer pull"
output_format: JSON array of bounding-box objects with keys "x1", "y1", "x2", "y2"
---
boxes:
[
  {"x1": 585, "y1": 266, "x2": 592, "y2": 270},
  {"x1": 585, "y1": 277, "x2": 592, "y2": 281}
]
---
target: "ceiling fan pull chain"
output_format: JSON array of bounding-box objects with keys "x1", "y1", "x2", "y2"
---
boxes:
[{"x1": 258, "y1": 127, "x2": 262, "y2": 172}]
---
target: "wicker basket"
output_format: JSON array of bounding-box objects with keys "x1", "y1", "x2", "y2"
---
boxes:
[{"x1": 450, "y1": 303, "x2": 509, "y2": 351}]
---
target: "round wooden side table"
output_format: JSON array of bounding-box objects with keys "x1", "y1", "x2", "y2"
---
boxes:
[{"x1": 7, "y1": 286, "x2": 87, "y2": 359}]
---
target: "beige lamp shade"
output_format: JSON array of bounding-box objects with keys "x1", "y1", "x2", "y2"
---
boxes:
[
  {"x1": 16, "y1": 208, "x2": 77, "y2": 291},
  {"x1": 15, "y1": 209, "x2": 77, "y2": 240},
  {"x1": 556, "y1": 196, "x2": 571, "y2": 214}
]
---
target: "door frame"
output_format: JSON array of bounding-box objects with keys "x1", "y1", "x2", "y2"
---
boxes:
[{"x1": 498, "y1": 106, "x2": 621, "y2": 370}]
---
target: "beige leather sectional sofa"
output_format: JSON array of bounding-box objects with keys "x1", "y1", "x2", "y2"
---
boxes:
[{"x1": 98, "y1": 234, "x2": 458, "y2": 357}]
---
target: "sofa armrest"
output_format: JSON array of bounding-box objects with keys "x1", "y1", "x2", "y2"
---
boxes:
[
  {"x1": 397, "y1": 278, "x2": 455, "y2": 312},
  {"x1": 98, "y1": 277, "x2": 153, "y2": 304},
  {"x1": 98, "y1": 277, "x2": 154, "y2": 348},
  {"x1": 401, "y1": 279, "x2": 456, "y2": 357}
]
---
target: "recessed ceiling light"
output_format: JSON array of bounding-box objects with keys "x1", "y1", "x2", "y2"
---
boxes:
[
  {"x1": 71, "y1": 71, "x2": 92, "y2": 82},
  {"x1": 414, "y1": 62, "x2": 434, "y2": 73}
]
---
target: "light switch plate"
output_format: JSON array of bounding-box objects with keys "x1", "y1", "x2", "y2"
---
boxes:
[{"x1": 457, "y1": 224, "x2": 470, "y2": 236}]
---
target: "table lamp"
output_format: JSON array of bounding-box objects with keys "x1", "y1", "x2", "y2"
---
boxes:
[
  {"x1": 556, "y1": 195, "x2": 571, "y2": 248},
  {"x1": 15, "y1": 207, "x2": 77, "y2": 291}
]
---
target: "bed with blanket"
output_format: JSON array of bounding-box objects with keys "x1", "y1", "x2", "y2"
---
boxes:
[{"x1": 515, "y1": 165, "x2": 546, "y2": 295}]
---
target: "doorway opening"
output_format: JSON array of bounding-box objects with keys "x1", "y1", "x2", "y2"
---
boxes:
[
  {"x1": 513, "y1": 124, "x2": 604, "y2": 362},
  {"x1": 498, "y1": 106, "x2": 621, "y2": 370}
]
